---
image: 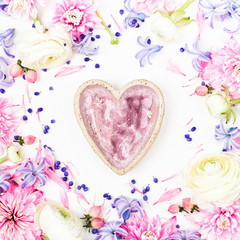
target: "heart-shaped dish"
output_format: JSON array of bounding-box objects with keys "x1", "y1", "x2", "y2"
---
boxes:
[{"x1": 74, "y1": 79, "x2": 165, "y2": 175}]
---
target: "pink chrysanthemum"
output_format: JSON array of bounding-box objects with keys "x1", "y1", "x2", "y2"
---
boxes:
[
  {"x1": 200, "y1": 37, "x2": 240, "y2": 99},
  {"x1": 135, "y1": 0, "x2": 176, "y2": 15},
  {"x1": 0, "y1": 98, "x2": 19, "y2": 155},
  {"x1": 194, "y1": 204, "x2": 240, "y2": 240},
  {"x1": 124, "y1": 213, "x2": 177, "y2": 240},
  {"x1": 4, "y1": 0, "x2": 44, "y2": 19},
  {"x1": 53, "y1": 0, "x2": 102, "y2": 36},
  {"x1": 0, "y1": 182, "x2": 44, "y2": 240}
]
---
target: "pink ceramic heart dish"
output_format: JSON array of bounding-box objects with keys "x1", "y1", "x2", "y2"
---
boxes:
[{"x1": 74, "y1": 79, "x2": 165, "y2": 175}]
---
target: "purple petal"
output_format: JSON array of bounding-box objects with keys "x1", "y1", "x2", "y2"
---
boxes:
[{"x1": 22, "y1": 174, "x2": 36, "y2": 188}]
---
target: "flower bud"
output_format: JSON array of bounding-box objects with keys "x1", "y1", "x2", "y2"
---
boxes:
[
  {"x1": 10, "y1": 64, "x2": 23, "y2": 78},
  {"x1": 7, "y1": 145, "x2": 23, "y2": 164},
  {"x1": 205, "y1": 93, "x2": 230, "y2": 118},
  {"x1": 151, "y1": 13, "x2": 177, "y2": 42},
  {"x1": 25, "y1": 70, "x2": 37, "y2": 83},
  {"x1": 91, "y1": 218, "x2": 105, "y2": 229},
  {"x1": 195, "y1": 85, "x2": 208, "y2": 96},
  {"x1": 23, "y1": 135, "x2": 36, "y2": 145},
  {"x1": 182, "y1": 198, "x2": 194, "y2": 210},
  {"x1": 89, "y1": 206, "x2": 102, "y2": 218},
  {"x1": 168, "y1": 204, "x2": 179, "y2": 214}
]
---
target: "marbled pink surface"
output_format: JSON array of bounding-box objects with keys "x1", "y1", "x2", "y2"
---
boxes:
[{"x1": 80, "y1": 85, "x2": 160, "y2": 170}]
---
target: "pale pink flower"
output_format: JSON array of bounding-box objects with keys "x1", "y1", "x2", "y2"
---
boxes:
[
  {"x1": 200, "y1": 37, "x2": 240, "y2": 99},
  {"x1": 194, "y1": 204, "x2": 240, "y2": 240},
  {"x1": 0, "y1": 182, "x2": 44, "y2": 240},
  {"x1": 135, "y1": 0, "x2": 176, "y2": 15},
  {"x1": 53, "y1": 0, "x2": 102, "y2": 36},
  {"x1": 0, "y1": 98, "x2": 19, "y2": 155},
  {"x1": 124, "y1": 213, "x2": 177, "y2": 240},
  {"x1": 4, "y1": 0, "x2": 44, "y2": 19}
]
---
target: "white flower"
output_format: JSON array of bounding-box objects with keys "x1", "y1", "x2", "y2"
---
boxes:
[
  {"x1": 151, "y1": 12, "x2": 177, "y2": 42},
  {"x1": 205, "y1": 93, "x2": 230, "y2": 118},
  {"x1": 15, "y1": 24, "x2": 72, "y2": 70},
  {"x1": 7, "y1": 145, "x2": 22, "y2": 164},
  {"x1": 184, "y1": 153, "x2": 240, "y2": 205},
  {"x1": 35, "y1": 201, "x2": 84, "y2": 240}
]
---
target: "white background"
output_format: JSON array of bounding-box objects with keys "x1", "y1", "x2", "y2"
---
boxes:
[{"x1": 0, "y1": 0, "x2": 239, "y2": 238}]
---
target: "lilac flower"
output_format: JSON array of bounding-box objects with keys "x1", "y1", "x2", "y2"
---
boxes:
[
  {"x1": 123, "y1": 0, "x2": 146, "y2": 28},
  {"x1": 185, "y1": 37, "x2": 211, "y2": 72},
  {"x1": 71, "y1": 33, "x2": 98, "y2": 56},
  {"x1": 95, "y1": 221, "x2": 128, "y2": 240},
  {"x1": 113, "y1": 196, "x2": 144, "y2": 221},
  {"x1": 0, "y1": 171, "x2": 11, "y2": 193},
  {"x1": 135, "y1": 36, "x2": 163, "y2": 67},
  {"x1": 168, "y1": 230, "x2": 201, "y2": 240},
  {"x1": 0, "y1": 0, "x2": 9, "y2": 16},
  {"x1": 0, "y1": 57, "x2": 14, "y2": 88},
  {"x1": 0, "y1": 28, "x2": 15, "y2": 58},
  {"x1": 16, "y1": 158, "x2": 47, "y2": 188},
  {"x1": 215, "y1": 120, "x2": 240, "y2": 151}
]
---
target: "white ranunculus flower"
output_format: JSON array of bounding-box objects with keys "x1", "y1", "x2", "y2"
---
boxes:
[
  {"x1": 184, "y1": 153, "x2": 240, "y2": 205},
  {"x1": 205, "y1": 93, "x2": 230, "y2": 118},
  {"x1": 15, "y1": 25, "x2": 72, "y2": 70},
  {"x1": 151, "y1": 12, "x2": 177, "y2": 42},
  {"x1": 7, "y1": 145, "x2": 22, "y2": 164},
  {"x1": 35, "y1": 201, "x2": 84, "y2": 240}
]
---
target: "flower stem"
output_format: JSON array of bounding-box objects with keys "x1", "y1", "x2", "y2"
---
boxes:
[
  {"x1": 0, "y1": 156, "x2": 7, "y2": 164},
  {"x1": 178, "y1": 0, "x2": 195, "y2": 11},
  {"x1": 96, "y1": 10, "x2": 118, "y2": 45},
  {"x1": 230, "y1": 99, "x2": 240, "y2": 105}
]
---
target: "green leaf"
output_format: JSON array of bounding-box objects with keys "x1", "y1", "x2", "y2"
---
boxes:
[
  {"x1": 225, "y1": 111, "x2": 231, "y2": 123},
  {"x1": 221, "y1": 85, "x2": 229, "y2": 99},
  {"x1": 170, "y1": 10, "x2": 186, "y2": 23},
  {"x1": 231, "y1": 109, "x2": 237, "y2": 123},
  {"x1": 175, "y1": 17, "x2": 194, "y2": 27}
]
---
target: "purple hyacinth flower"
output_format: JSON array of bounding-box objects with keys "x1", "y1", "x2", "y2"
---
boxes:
[
  {"x1": 16, "y1": 158, "x2": 47, "y2": 188},
  {"x1": 0, "y1": 57, "x2": 14, "y2": 88},
  {"x1": 0, "y1": 171, "x2": 11, "y2": 192},
  {"x1": 0, "y1": 28, "x2": 15, "y2": 58},
  {"x1": 113, "y1": 196, "x2": 144, "y2": 221},
  {"x1": 95, "y1": 221, "x2": 128, "y2": 240},
  {"x1": 0, "y1": 0, "x2": 9, "y2": 16},
  {"x1": 71, "y1": 32, "x2": 99, "y2": 56},
  {"x1": 185, "y1": 37, "x2": 211, "y2": 72},
  {"x1": 215, "y1": 119, "x2": 240, "y2": 151},
  {"x1": 168, "y1": 230, "x2": 201, "y2": 240},
  {"x1": 123, "y1": 0, "x2": 146, "y2": 28},
  {"x1": 135, "y1": 36, "x2": 163, "y2": 67}
]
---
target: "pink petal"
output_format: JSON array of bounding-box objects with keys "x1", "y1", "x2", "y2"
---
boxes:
[
  {"x1": 54, "y1": 65, "x2": 86, "y2": 78},
  {"x1": 59, "y1": 188, "x2": 69, "y2": 209},
  {"x1": 44, "y1": 148, "x2": 55, "y2": 173},
  {"x1": 166, "y1": 59, "x2": 186, "y2": 76},
  {"x1": 153, "y1": 188, "x2": 182, "y2": 205}
]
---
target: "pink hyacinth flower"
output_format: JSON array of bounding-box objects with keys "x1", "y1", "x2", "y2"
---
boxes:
[
  {"x1": 53, "y1": 0, "x2": 102, "y2": 37},
  {"x1": 200, "y1": 37, "x2": 240, "y2": 99},
  {"x1": 0, "y1": 182, "x2": 44, "y2": 240}
]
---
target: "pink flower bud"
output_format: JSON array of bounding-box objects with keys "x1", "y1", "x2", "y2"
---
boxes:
[
  {"x1": 10, "y1": 64, "x2": 23, "y2": 78},
  {"x1": 195, "y1": 85, "x2": 208, "y2": 96},
  {"x1": 89, "y1": 206, "x2": 102, "y2": 218},
  {"x1": 182, "y1": 198, "x2": 194, "y2": 210},
  {"x1": 23, "y1": 135, "x2": 36, "y2": 145},
  {"x1": 25, "y1": 70, "x2": 37, "y2": 83},
  {"x1": 168, "y1": 204, "x2": 179, "y2": 214},
  {"x1": 91, "y1": 218, "x2": 105, "y2": 229}
]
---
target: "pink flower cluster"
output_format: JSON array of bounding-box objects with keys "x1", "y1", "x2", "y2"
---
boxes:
[
  {"x1": 135, "y1": 0, "x2": 176, "y2": 15},
  {"x1": 124, "y1": 213, "x2": 177, "y2": 240},
  {"x1": 0, "y1": 98, "x2": 19, "y2": 155},
  {"x1": 194, "y1": 204, "x2": 240, "y2": 240},
  {"x1": 4, "y1": 0, "x2": 44, "y2": 19},
  {"x1": 53, "y1": 0, "x2": 102, "y2": 36},
  {"x1": 0, "y1": 182, "x2": 44, "y2": 240},
  {"x1": 200, "y1": 37, "x2": 240, "y2": 99}
]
